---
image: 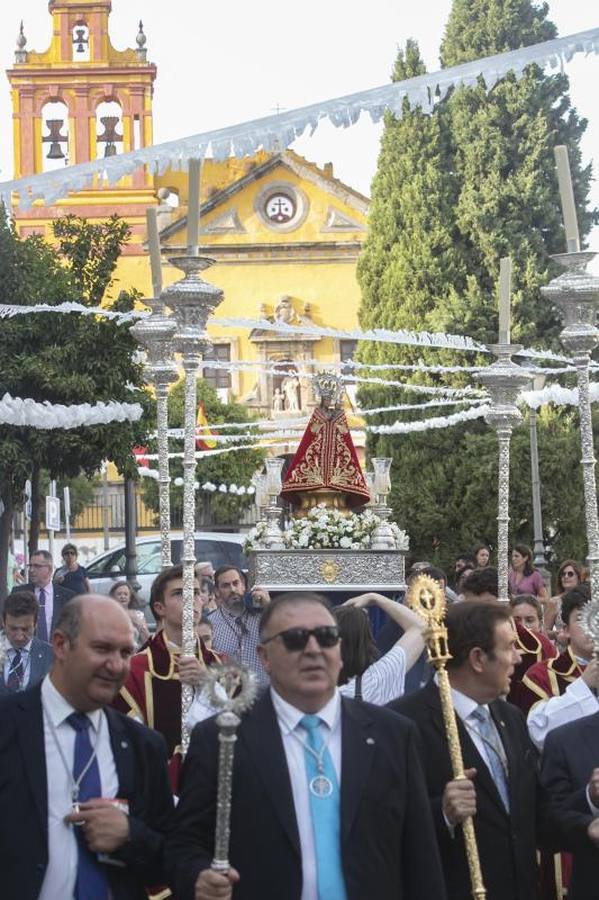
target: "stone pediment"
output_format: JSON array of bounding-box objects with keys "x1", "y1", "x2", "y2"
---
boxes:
[{"x1": 159, "y1": 150, "x2": 369, "y2": 245}]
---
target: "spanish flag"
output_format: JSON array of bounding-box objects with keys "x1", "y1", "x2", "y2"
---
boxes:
[{"x1": 195, "y1": 402, "x2": 217, "y2": 451}]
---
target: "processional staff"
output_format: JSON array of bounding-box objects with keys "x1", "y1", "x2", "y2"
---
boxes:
[
  {"x1": 201, "y1": 664, "x2": 257, "y2": 873},
  {"x1": 407, "y1": 574, "x2": 486, "y2": 900}
]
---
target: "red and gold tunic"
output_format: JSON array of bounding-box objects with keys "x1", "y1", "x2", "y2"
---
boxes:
[
  {"x1": 113, "y1": 629, "x2": 221, "y2": 759},
  {"x1": 508, "y1": 622, "x2": 557, "y2": 711},
  {"x1": 520, "y1": 646, "x2": 585, "y2": 717},
  {"x1": 520, "y1": 647, "x2": 586, "y2": 900}
]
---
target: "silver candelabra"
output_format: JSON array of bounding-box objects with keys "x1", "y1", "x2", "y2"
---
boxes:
[
  {"x1": 163, "y1": 252, "x2": 224, "y2": 754},
  {"x1": 478, "y1": 346, "x2": 530, "y2": 602},
  {"x1": 130, "y1": 297, "x2": 178, "y2": 569},
  {"x1": 541, "y1": 251, "x2": 599, "y2": 603},
  {"x1": 263, "y1": 458, "x2": 285, "y2": 549}
]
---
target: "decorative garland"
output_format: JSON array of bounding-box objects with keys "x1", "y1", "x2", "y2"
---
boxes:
[
  {"x1": 0, "y1": 303, "x2": 582, "y2": 367},
  {"x1": 368, "y1": 404, "x2": 492, "y2": 434},
  {"x1": 0, "y1": 393, "x2": 142, "y2": 429},
  {"x1": 521, "y1": 383, "x2": 599, "y2": 409},
  {"x1": 2, "y1": 26, "x2": 597, "y2": 209}
]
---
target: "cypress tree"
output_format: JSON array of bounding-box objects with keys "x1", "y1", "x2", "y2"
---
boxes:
[{"x1": 357, "y1": 2, "x2": 598, "y2": 569}]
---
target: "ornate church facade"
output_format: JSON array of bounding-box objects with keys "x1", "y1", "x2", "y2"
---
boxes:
[{"x1": 6, "y1": 0, "x2": 370, "y2": 423}]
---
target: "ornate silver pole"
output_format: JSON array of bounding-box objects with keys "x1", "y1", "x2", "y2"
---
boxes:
[
  {"x1": 162, "y1": 159, "x2": 224, "y2": 754},
  {"x1": 528, "y1": 374, "x2": 549, "y2": 578},
  {"x1": 541, "y1": 252, "x2": 599, "y2": 602},
  {"x1": 478, "y1": 347, "x2": 529, "y2": 602},
  {"x1": 201, "y1": 664, "x2": 257, "y2": 873},
  {"x1": 130, "y1": 299, "x2": 178, "y2": 569}
]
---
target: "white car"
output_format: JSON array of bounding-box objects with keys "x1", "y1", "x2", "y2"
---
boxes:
[{"x1": 85, "y1": 532, "x2": 248, "y2": 605}]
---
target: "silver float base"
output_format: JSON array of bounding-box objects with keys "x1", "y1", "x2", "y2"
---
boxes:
[{"x1": 248, "y1": 548, "x2": 407, "y2": 592}]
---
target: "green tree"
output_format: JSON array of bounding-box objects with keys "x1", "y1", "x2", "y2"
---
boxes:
[
  {"x1": 357, "y1": 3, "x2": 597, "y2": 573},
  {"x1": 0, "y1": 214, "x2": 152, "y2": 597},
  {"x1": 140, "y1": 379, "x2": 265, "y2": 529}
]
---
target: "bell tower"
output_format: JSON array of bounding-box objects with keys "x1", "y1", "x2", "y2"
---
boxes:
[{"x1": 6, "y1": 0, "x2": 157, "y2": 252}]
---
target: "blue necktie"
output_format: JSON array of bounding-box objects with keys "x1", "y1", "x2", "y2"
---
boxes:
[
  {"x1": 470, "y1": 706, "x2": 510, "y2": 812},
  {"x1": 37, "y1": 588, "x2": 48, "y2": 642},
  {"x1": 299, "y1": 714, "x2": 347, "y2": 900},
  {"x1": 67, "y1": 712, "x2": 110, "y2": 900},
  {"x1": 6, "y1": 649, "x2": 23, "y2": 692}
]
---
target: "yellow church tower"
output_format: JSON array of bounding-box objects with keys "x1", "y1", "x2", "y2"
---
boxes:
[{"x1": 6, "y1": 0, "x2": 156, "y2": 254}]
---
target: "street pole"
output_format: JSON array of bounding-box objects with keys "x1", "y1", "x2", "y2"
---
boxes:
[{"x1": 123, "y1": 477, "x2": 140, "y2": 593}]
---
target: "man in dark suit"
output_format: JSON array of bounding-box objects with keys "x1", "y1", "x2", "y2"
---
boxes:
[
  {"x1": 0, "y1": 590, "x2": 53, "y2": 695},
  {"x1": 166, "y1": 591, "x2": 447, "y2": 900},
  {"x1": 390, "y1": 600, "x2": 546, "y2": 900},
  {"x1": 0, "y1": 593, "x2": 174, "y2": 900},
  {"x1": 540, "y1": 712, "x2": 599, "y2": 900},
  {"x1": 13, "y1": 548, "x2": 76, "y2": 641}
]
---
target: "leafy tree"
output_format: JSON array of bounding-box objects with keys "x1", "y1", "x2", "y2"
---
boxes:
[
  {"x1": 0, "y1": 214, "x2": 152, "y2": 598},
  {"x1": 140, "y1": 379, "x2": 265, "y2": 529},
  {"x1": 357, "y1": 3, "x2": 597, "y2": 575}
]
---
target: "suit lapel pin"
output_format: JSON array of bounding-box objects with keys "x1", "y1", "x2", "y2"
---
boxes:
[
  {"x1": 121, "y1": 740, "x2": 129, "y2": 749},
  {"x1": 366, "y1": 737, "x2": 375, "y2": 745}
]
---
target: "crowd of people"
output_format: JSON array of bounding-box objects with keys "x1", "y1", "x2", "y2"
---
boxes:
[{"x1": 0, "y1": 537, "x2": 597, "y2": 899}]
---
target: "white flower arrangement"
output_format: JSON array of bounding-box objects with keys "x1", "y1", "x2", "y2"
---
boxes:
[{"x1": 244, "y1": 504, "x2": 409, "y2": 552}]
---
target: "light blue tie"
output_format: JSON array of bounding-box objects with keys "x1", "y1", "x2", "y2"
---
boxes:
[
  {"x1": 470, "y1": 705, "x2": 510, "y2": 812},
  {"x1": 299, "y1": 714, "x2": 347, "y2": 900}
]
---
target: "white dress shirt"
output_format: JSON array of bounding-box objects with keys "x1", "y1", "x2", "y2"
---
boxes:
[
  {"x1": 527, "y1": 676, "x2": 599, "y2": 750},
  {"x1": 437, "y1": 676, "x2": 506, "y2": 832},
  {"x1": 39, "y1": 675, "x2": 119, "y2": 900},
  {"x1": 270, "y1": 688, "x2": 342, "y2": 900},
  {"x1": 36, "y1": 582, "x2": 54, "y2": 637}
]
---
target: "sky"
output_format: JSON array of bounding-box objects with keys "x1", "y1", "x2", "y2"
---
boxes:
[{"x1": 0, "y1": 0, "x2": 597, "y2": 253}]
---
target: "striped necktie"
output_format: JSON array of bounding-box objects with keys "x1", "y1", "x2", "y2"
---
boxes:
[{"x1": 470, "y1": 705, "x2": 510, "y2": 811}]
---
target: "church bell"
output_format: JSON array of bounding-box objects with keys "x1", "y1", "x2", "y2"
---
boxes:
[{"x1": 43, "y1": 119, "x2": 67, "y2": 159}]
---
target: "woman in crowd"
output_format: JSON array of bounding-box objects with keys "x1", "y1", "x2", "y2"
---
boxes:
[
  {"x1": 199, "y1": 574, "x2": 218, "y2": 613},
  {"x1": 333, "y1": 591, "x2": 425, "y2": 705},
  {"x1": 508, "y1": 543, "x2": 548, "y2": 601},
  {"x1": 510, "y1": 593, "x2": 544, "y2": 632},
  {"x1": 545, "y1": 558, "x2": 583, "y2": 635},
  {"x1": 508, "y1": 593, "x2": 557, "y2": 710},
  {"x1": 472, "y1": 541, "x2": 491, "y2": 568},
  {"x1": 54, "y1": 542, "x2": 90, "y2": 595},
  {"x1": 109, "y1": 580, "x2": 150, "y2": 648}
]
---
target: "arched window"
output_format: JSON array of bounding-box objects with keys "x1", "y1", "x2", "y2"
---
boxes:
[
  {"x1": 41, "y1": 100, "x2": 69, "y2": 172},
  {"x1": 72, "y1": 22, "x2": 90, "y2": 61},
  {"x1": 95, "y1": 100, "x2": 123, "y2": 158}
]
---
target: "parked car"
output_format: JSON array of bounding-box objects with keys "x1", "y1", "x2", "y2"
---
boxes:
[{"x1": 86, "y1": 532, "x2": 248, "y2": 605}]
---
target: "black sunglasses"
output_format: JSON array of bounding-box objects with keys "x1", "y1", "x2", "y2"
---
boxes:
[
  {"x1": 262, "y1": 625, "x2": 340, "y2": 652},
  {"x1": 561, "y1": 570, "x2": 576, "y2": 578}
]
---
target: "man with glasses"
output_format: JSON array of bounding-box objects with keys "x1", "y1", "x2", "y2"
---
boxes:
[
  {"x1": 166, "y1": 592, "x2": 446, "y2": 900},
  {"x1": 0, "y1": 591, "x2": 53, "y2": 694},
  {"x1": 13, "y1": 549, "x2": 76, "y2": 643}
]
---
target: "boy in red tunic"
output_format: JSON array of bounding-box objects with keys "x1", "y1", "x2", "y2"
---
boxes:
[
  {"x1": 113, "y1": 564, "x2": 221, "y2": 772},
  {"x1": 520, "y1": 583, "x2": 598, "y2": 900}
]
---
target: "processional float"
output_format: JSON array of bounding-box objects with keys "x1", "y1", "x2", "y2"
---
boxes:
[{"x1": 247, "y1": 371, "x2": 409, "y2": 593}]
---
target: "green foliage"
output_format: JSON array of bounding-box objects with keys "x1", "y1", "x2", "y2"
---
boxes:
[
  {"x1": 357, "y1": 3, "x2": 598, "y2": 574},
  {"x1": 0, "y1": 213, "x2": 152, "y2": 507},
  {"x1": 140, "y1": 379, "x2": 265, "y2": 528}
]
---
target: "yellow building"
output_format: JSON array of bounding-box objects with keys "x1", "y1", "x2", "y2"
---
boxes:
[{"x1": 7, "y1": 0, "x2": 370, "y2": 421}]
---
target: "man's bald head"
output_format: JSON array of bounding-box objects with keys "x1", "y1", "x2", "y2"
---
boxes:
[
  {"x1": 51, "y1": 595, "x2": 135, "y2": 712},
  {"x1": 54, "y1": 593, "x2": 133, "y2": 643}
]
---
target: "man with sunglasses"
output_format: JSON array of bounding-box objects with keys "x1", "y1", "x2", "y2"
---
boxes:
[{"x1": 166, "y1": 592, "x2": 446, "y2": 900}]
